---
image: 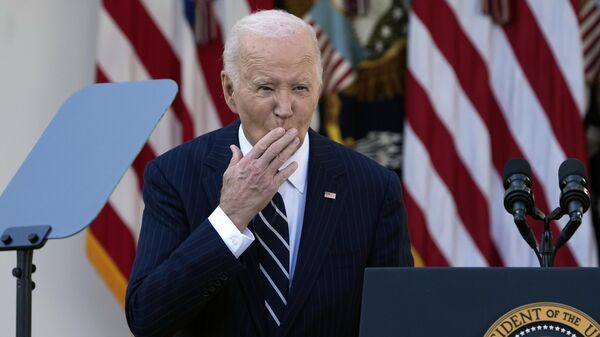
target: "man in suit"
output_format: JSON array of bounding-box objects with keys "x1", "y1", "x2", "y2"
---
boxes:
[{"x1": 125, "y1": 9, "x2": 413, "y2": 337}]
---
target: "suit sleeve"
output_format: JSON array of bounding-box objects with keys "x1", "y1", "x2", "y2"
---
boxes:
[
  {"x1": 367, "y1": 170, "x2": 414, "y2": 267},
  {"x1": 125, "y1": 160, "x2": 245, "y2": 337}
]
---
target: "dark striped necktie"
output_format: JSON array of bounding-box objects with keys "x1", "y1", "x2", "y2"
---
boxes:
[{"x1": 253, "y1": 192, "x2": 289, "y2": 332}]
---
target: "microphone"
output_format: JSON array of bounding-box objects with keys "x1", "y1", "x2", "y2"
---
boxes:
[
  {"x1": 503, "y1": 158, "x2": 534, "y2": 220},
  {"x1": 556, "y1": 159, "x2": 591, "y2": 247},
  {"x1": 503, "y1": 158, "x2": 537, "y2": 250}
]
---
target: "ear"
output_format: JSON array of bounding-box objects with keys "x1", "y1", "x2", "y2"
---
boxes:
[{"x1": 221, "y1": 71, "x2": 238, "y2": 113}]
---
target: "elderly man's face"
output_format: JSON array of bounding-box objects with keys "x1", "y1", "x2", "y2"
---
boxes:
[{"x1": 222, "y1": 30, "x2": 321, "y2": 145}]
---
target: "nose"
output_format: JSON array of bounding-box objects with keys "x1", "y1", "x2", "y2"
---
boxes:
[{"x1": 274, "y1": 89, "x2": 293, "y2": 118}]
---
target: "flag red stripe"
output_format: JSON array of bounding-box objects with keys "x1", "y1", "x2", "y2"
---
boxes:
[
  {"x1": 501, "y1": 2, "x2": 586, "y2": 265},
  {"x1": 412, "y1": 0, "x2": 517, "y2": 173},
  {"x1": 581, "y1": 5, "x2": 595, "y2": 22},
  {"x1": 89, "y1": 204, "x2": 137, "y2": 279},
  {"x1": 103, "y1": 0, "x2": 195, "y2": 141},
  {"x1": 584, "y1": 29, "x2": 600, "y2": 55},
  {"x1": 247, "y1": 0, "x2": 273, "y2": 11},
  {"x1": 194, "y1": 32, "x2": 237, "y2": 126},
  {"x1": 316, "y1": 29, "x2": 323, "y2": 40},
  {"x1": 403, "y1": 183, "x2": 449, "y2": 266},
  {"x1": 96, "y1": 67, "x2": 110, "y2": 83},
  {"x1": 131, "y1": 144, "x2": 157, "y2": 191},
  {"x1": 322, "y1": 43, "x2": 336, "y2": 73},
  {"x1": 192, "y1": 1, "x2": 273, "y2": 126},
  {"x1": 569, "y1": 0, "x2": 578, "y2": 16},
  {"x1": 332, "y1": 67, "x2": 353, "y2": 90},
  {"x1": 406, "y1": 71, "x2": 503, "y2": 266},
  {"x1": 585, "y1": 43, "x2": 600, "y2": 73},
  {"x1": 326, "y1": 56, "x2": 344, "y2": 75},
  {"x1": 502, "y1": 1, "x2": 587, "y2": 161},
  {"x1": 324, "y1": 58, "x2": 344, "y2": 92},
  {"x1": 582, "y1": 15, "x2": 600, "y2": 39}
]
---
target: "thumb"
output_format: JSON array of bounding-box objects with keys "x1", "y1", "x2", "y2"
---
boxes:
[{"x1": 229, "y1": 145, "x2": 242, "y2": 165}]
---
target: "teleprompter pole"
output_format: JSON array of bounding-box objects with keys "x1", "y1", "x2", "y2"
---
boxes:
[
  {"x1": 0, "y1": 225, "x2": 51, "y2": 337},
  {"x1": 15, "y1": 249, "x2": 34, "y2": 337}
]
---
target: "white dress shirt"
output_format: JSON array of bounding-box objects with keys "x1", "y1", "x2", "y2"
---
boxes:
[{"x1": 208, "y1": 125, "x2": 309, "y2": 283}]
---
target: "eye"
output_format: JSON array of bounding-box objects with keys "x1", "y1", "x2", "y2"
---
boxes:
[
  {"x1": 294, "y1": 85, "x2": 309, "y2": 92},
  {"x1": 257, "y1": 85, "x2": 273, "y2": 92}
]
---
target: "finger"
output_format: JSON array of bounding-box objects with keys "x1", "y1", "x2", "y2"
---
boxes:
[
  {"x1": 267, "y1": 136, "x2": 300, "y2": 173},
  {"x1": 229, "y1": 145, "x2": 243, "y2": 166},
  {"x1": 246, "y1": 127, "x2": 286, "y2": 159},
  {"x1": 274, "y1": 161, "x2": 298, "y2": 186},
  {"x1": 256, "y1": 128, "x2": 298, "y2": 169}
]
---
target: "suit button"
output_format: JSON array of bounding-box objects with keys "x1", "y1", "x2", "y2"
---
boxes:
[
  {"x1": 215, "y1": 280, "x2": 222, "y2": 287},
  {"x1": 207, "y1": 286, "x2": 216, "y2": 292},
  {"x1": 201, "y1": 291, "x2": 210, "y2": 297},
  {"x1": 218, "y1": 272, "x2": 228, "y2": 280}
]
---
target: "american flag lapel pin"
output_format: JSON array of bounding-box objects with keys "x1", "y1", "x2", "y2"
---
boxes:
[{"x1": 324, "y1": 191, "x2": 336, "y2": 200}]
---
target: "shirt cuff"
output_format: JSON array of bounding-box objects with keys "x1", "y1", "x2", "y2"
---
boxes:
[{"x1": 208, "y1": 206, "x2": 255, "y2": 258}]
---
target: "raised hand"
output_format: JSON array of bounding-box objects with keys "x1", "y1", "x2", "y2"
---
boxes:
[{"x1": 219, "y1": 127, "x2": 301, "y2": 231}]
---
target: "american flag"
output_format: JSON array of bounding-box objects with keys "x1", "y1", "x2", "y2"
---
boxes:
[
  {"x1": 582, "y1": 0, "x2": 600, "y2": 82},
  {"x1": 404, "y1": 0, "x2": 598, "y2": 266},
  {"x1": 87, "y1": 0, "x2": 272, "y2": 304},
  {"x1": 88, "y1": 0, "x2": 600, "y2": 305}
]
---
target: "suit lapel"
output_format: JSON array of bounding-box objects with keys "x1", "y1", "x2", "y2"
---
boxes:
[
  {"x1": 200, "y1": 120, "x2": 267, "y2": 337},
  {"x1": 279, "y1": 130, "x2": 346, "y2": 337}
]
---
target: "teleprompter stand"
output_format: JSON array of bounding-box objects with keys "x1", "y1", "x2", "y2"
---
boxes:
[
  {"x1": 0, "y1": 80, "x2": 178, "y2": 337},
  {"x1": 0, "y1": 226, "x2": 51, "y2": 337}
]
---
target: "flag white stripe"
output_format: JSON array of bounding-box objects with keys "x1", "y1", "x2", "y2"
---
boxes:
[
  {"x1": 525, "y1": 0, "x2": 585, "y2": 114},
  {"x1": 410, "y1": 14, "x2": 532, "y2": 265},
  {"x1": 141, "y1": 0, "x2": 222, "y2": 135},
  {"x1": 446, "y1": 0, "x2": 565, "y2": 215},
  {"x1": 585, "y1": 38, "x2": 600, "y2": 68},
  {"x1": 336, "y1": 71, "x2": 356, "y2": 90},
  {"x1": 438, "y1": 0, "x2": 596, "y2": 266},
  {"x1": 97, "y1": 7, "x2": 182, "y2": 155},
  {"x1": 324, "y1": 52, "x2": 343, "y2": 78},
  {"x1": 108, "y1": 168, "x2": 144, "y2": 242},
  {"x1": 581, "y1": 5, "x2": 600, "y2": 36},
  {"x1": 583, "y1": 20, "x2": 600, "y2": 52},
  {"x1": 581, "y1": 1, "x2": 595, "y2": 19},
  {"x1": 327, "y1": 59, "x2": 352, "y2": 92},
  {"x1": 587, "y1": 52, "x2": 600, "y2": 83},
  {"x1": 403, "y1": 124, "x2": 488, "y2": 266},
  {"x1": 96, "y1": 9, "x2": 147, "y2": 82},
  {"x1": 98, "y1": 6, "x2": 181, "y2": 241},
  {"x1": 409, "y1": 11, "x2": 534, "y2": 266},
  {"x1": 409, "y1": 14, "x2": 493, "y2": 200},
  {"x1": 213, "y1": 0, "x2": 252, "y2": 41},
  {"x1": 307, "y1": 17, "x2": 355, "y2": 92}
]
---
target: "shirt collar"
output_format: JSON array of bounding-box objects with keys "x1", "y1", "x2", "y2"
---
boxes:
[{"x1": 238, "y1": 125, "x2": 309, "y2": 193}]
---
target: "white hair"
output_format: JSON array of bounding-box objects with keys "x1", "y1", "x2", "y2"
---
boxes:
[{"x1": 222, "y1": 10, "x2": 323, "y2": 86}]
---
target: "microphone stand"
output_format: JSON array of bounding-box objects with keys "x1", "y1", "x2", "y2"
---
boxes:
[{"x1": 515, "y1": 206, "x2": 574, "y2": 267}]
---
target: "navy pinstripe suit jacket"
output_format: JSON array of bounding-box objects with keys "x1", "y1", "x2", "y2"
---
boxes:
[{"x1": 125, "y1": 120, "x2": 413, "y2": 337}]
